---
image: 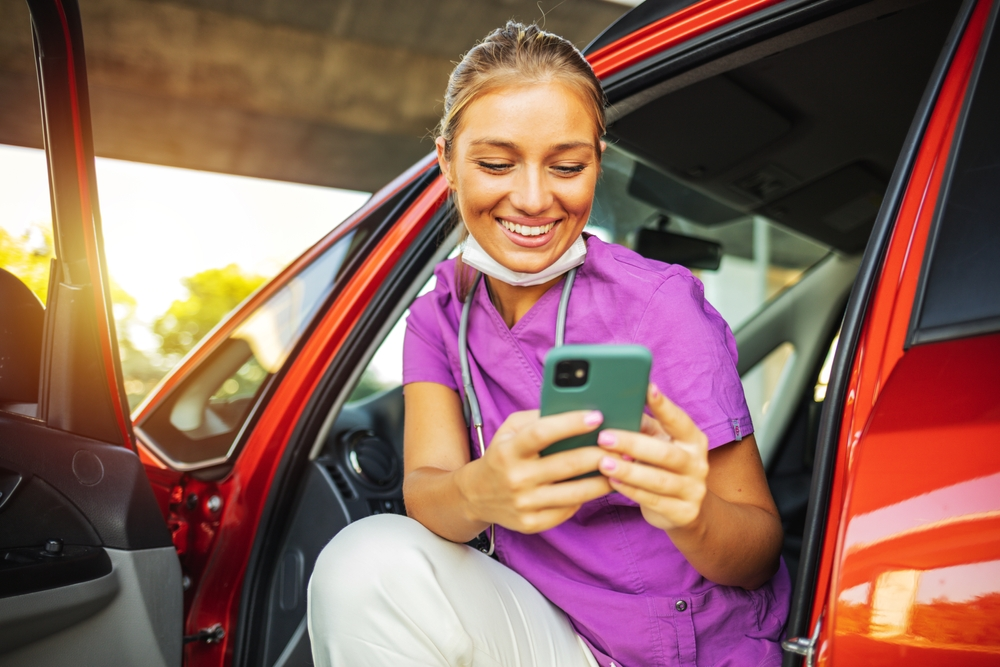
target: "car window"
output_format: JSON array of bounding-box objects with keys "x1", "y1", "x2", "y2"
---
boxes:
[
  {"x1": 137, "y1": 186, "x2": 416, "y2": 470},
  {"x1": 591, "y1": 146, "x2": 830, "y2": 332},
  {"x1": 742, "y1": 342, "x2": 796, "y2": 444},
  {"x1": 912, "y1": 23, "x2": 1000, "y2": 344},
  {"x1": 346, "y1": 273, "x2": 440, "y2": 403}
]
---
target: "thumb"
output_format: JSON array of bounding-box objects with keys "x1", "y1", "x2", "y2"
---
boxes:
[{"x1": 647, "y1": 383, "x2": 707, "y2": 447}]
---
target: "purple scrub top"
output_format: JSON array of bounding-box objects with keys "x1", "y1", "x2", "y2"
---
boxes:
[{"x1": 403, "y1": 236, "x2": 791, "y2": 667}]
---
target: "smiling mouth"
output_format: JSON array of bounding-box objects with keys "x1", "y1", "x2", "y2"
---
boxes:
[{"x1": 497, "y1": 219, "x2": 556, "y2": 237}]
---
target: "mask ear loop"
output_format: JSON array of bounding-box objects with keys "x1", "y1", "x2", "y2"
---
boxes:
[{"x1": 459, "y1": 272, "x2": 493, "y2": 555}]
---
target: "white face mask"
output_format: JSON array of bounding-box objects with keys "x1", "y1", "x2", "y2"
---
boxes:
[{"x1": 461, "y1": 232, "x2": 587, "y2": 287}]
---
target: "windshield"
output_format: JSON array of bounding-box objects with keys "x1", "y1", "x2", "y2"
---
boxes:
[{"x1": 587, "y1": 145, "x2": 830, "y2": 331}]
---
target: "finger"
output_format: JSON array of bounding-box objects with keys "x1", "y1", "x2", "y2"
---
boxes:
[
  {"x1": 512, "y1": 507, "x2": 579, "y2": 534},
  {"x1": 639, "y1": 413, "x2": 667, "y2": 438},
  {"x1": 597, "y1": 456, "x2": 698, "y2": 498},
  {"x1": 528, "y1": 446, "x2": 607, "y2": 484},
  {"x1": 511, "y1": 410, "x2": 604, "y2": 456},
  {"x1": 516, "y1": 476, "x2": 612, "y2": 512},
  {"x1": 493, "y1": 410, "x2": 541, "y2": 441},
  {"x1": 647, "y1": 384, "x2": 708, "y2": 447},
  {"x1": 598, "y1": 429, "x2": 701, "y2": 475},
  {"x1": 608, "y1": 479, "x2": 700, "y2": 529}
]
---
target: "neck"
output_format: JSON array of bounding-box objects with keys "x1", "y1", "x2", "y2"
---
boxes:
[{"x1": 486, "y1": 274, "x2": 562, "y2": 328}]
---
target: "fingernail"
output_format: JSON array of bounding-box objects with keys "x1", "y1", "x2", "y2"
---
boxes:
[
  {"x1": 650, "y1": 383, "x2": 661, "y2": 399},
  {"x1": 584, "y1": 410, "x2": 604, "y2": 427},
  {"x1": 621, "y1": 454, "x2": 634, "y2": 462},
  {"x1": 600, "y1": 456, "x2": 617, "y2": 472},
  {"x1": 597, "y1": 431, "x2": 617, "y2": 447}
]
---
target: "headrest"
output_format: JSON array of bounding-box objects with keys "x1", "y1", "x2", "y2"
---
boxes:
[{"x1": 0, "y1": 268, "x2": 44, "y2": 403}]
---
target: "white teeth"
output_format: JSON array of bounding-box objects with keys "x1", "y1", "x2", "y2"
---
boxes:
[{"x1": 499, "y1": 219, "x2": 555, "y2": 237}]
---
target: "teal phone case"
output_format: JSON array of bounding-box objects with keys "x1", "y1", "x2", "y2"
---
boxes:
[{"x1": 539, "y1": 344, "x2": 652, "y2": 458}]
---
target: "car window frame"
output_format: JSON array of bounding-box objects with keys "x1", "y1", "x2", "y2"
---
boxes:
[
  {"x1": 907, "y1": 0, "x2": 1000, "y2": 348},
  {"x1": 133, "y1": 170, "x2": 437, "y2": 473}
]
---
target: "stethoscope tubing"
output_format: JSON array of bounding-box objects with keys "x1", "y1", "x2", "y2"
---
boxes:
[{"x1": 458, "y1": 267, "x2": 577, "y2": 555}]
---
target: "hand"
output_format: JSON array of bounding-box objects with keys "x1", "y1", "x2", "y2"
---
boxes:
[
  {"x1": 595, "y1": 384, "x2": 709, "y2": 532},
  {"x1": 456, "y1": 409, "x2": 613, "y2": 534}
]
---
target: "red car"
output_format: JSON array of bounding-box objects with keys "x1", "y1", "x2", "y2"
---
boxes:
[{"x1": 1, "y1": 0, "x2": 998, "y2": 665}]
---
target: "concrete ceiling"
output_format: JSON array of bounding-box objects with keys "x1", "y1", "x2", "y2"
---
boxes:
[{"x1": 0, "y1": 0, "x2": 630, "y2": 192}]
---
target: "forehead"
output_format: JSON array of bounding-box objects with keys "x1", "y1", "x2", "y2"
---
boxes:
[{"x1": 456, "y1": 81, "x2": 599, "y2": 148}]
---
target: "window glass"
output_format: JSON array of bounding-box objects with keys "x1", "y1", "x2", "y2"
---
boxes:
[
  {"x1": 591, "y1": 146, "x2": 830, "y2": 332},
  {"x1": 138, "y1": 185, "x2": 411, "y2": 469},
  {"x1": 914, "y1": 23, "x2": 1000, "y2": 342},
  {"x1": 814, "y1": 333, "x2": 840, "y2": 402},
  {"x1": 347, "y1": 273, "x2": 439, "y2": 403},
  {"x1": 0, "y1": 3, "x2": 50, "y2": 417},
  {"x1": 741, "y1": 342, "x2": 796, "y2": 444}
]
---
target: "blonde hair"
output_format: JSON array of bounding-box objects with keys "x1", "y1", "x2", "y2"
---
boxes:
[
  {"x1": 438, "y1": 21, "x2": 606, "y2": 157},
  {"x1": 439, "y1": 21, "x2": 606, "y2": 298}
]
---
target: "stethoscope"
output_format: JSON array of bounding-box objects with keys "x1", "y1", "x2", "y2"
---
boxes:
[{"x1": 458, "y1": 266, "x2": 578, "y2": 555}]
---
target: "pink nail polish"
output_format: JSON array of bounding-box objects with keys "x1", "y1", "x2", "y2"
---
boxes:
[
  {"x1": 597, "y1": 431, "x2": 616, "y2": 447},
  {"x1": 584, "y1": 410, "x2": 604, "y2": 427},
  {"x1": 600, "y1": 457, "x2": 617, "y2": 472},
  {"x1": 621, "y1": 454, "x2": 634, "y2": 462},
  {"x1": 650, "y1": 383, "x2": 661, "y2": 399}
]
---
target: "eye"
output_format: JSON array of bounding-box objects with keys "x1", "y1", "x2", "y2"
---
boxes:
[
  {"x1": 477, "y1": 161, "x2": 512, "y2": 172},
  {"x1": 553, "y1": 164, "x2": 587, "y2": 175}
]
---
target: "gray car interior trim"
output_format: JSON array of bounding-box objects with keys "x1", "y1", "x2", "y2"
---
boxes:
[
  {"x1": 0, "y1": 547, "x2": 182, "y2": 667},
  {"x1": 734, "y1": 253, "x2": 860, "y2": 466},
  {"x1": 0, "y1": 559, "x2": 118, "y2": 655},
  {"x1": 271, "y1": 616, "x2": 309, "y2": 667}
]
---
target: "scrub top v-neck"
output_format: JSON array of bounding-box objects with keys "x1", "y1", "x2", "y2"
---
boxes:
[{"x1": 402, "y1": 235, "x2": 790, "y2": 667}]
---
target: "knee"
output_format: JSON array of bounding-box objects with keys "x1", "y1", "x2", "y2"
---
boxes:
[{"x1": 308, "y1": 514, "x2": 436, "y2": 611}]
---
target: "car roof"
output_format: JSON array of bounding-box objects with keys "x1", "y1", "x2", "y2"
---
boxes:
[{"x1": 585, "y1": 0, "x2": 703, "y2": 54}]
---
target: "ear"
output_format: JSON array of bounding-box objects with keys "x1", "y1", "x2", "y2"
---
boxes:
[
  {"x1": 599, "y1": 140, "x2": 607, "y2": 155},
  {"x1": 435, "y1": 137, "x2": 455, "y2": 190}
]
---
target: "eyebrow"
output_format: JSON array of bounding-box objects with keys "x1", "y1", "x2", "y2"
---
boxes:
[{"x1": 468, "y1": 138, "x2": 596, "y2": 152}]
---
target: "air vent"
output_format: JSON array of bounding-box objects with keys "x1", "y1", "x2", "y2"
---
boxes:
[
  {"x1": 345, "y1": 431, "x2": 399, "y2": 488},
  {"x1": 325, "y1": 464, "x2": 355, "y2": 499}
]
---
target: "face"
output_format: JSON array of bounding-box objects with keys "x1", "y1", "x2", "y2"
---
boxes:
[{"x1": 437, "y1": 81, "x2": 604, "y2": 275}]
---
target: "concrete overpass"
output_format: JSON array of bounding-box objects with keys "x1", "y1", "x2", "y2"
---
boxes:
[{"x1": 0, "y1": 0, "x2": 631, "y2": 192}]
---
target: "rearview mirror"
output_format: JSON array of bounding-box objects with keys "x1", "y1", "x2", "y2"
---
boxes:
[{"x1": 635, "y1": 228, "x2": 722, "y2": 271}]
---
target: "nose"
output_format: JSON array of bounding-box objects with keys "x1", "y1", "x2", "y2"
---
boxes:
[{"x1": 508, "y1": 163, "x2": 553, "y2": 215}]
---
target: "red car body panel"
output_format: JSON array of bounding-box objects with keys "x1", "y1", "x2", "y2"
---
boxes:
[
  {"x1": 808, "y1": 0, "x2": 998, "y2": 663},
  {"x1": 182, "y1": 177, "x2": 449, "y2": 665},
  {"x1": 588, "y1": 0, "x2": 783, "y2": 77}
]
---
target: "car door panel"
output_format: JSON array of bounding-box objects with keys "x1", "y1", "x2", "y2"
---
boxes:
[
  {"x1": 0, "y1": 412, "x2": 182, "y2": 665},
  {"x1": 783, "y1": 0, "x2": 996, "y2": 662},
  {"x1": 0, "y1": 546, "x2": 181, "y2": 666},
  {"x1": 819, "y1": 0, "x2": 1000, "y2": 660},
  {"x1": 0, "y1": 0, "x2": 182, "y2": 664}
]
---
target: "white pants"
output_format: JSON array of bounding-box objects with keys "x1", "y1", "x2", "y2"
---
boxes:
[{"x1": 307, "y1": 513, "x2": 600, "y2": 667}]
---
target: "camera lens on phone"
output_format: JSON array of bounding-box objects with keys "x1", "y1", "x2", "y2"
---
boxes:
[{"x1": 554, "y1": 360, "x2": 589, "y2": 387}]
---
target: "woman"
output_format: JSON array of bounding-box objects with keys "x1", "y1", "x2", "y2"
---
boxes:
[{"x1": 309, "y1": 22, "x2": 790, "y2": 667}]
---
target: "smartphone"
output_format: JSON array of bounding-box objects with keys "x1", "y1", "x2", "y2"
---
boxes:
[{"x1": 539, "y1": 344, "x2": 652, "y2": 458}]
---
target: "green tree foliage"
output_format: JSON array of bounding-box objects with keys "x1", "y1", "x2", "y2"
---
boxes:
[
  {"x1": 153, "y1": 264, "x2": 265, "y2": 357},
  {"x1": 0, "y1": 224, "x2": 159, "y2": 408},
  {"x1": 0, "y1": 224, "x2": 53, "y2": 303}
]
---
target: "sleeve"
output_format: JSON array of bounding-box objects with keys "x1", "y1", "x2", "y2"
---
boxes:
[
  {"x1": 402, "y1": 291, "x2": 459, "y2": 391},
  {"x1": 633, "y1": 273, "x2": 753, "y2": 449}
]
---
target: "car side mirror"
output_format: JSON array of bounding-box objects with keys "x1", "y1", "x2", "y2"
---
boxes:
[
  {"x1": 0, "y1": 268, "x2": 45, "y2": 405},
  {"x1": 635, "y1": 228, "x2": 722, "y2": 271}
]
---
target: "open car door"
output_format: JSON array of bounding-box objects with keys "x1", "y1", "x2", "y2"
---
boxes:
[{"x1": 0, "y1": 1, "x2": 182, "y2": 665}]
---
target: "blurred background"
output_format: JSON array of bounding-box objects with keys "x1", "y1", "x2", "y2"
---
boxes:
[{"x1": 0, "y1": 0, "x2": 636, "y2": 408}]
